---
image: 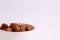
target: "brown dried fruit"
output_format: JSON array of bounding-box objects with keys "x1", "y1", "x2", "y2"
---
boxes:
[
  {"x1": 10, "y1": 23, "x2": 20, "y2": 32},
  {"x1": 1, "y1": 23, "x2": 8, "y2": 30},
  {"x1": 20, "y1": 24, "x2": 27, "y2": 31},
  {"x1": 26, "y1": 25, "x2": 34, "y2": 31}
]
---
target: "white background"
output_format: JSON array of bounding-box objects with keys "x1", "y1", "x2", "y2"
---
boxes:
[{"x1": 0, "y1": 0, "x2": 60, "y2": 40}]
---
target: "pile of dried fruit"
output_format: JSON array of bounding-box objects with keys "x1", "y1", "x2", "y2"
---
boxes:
[{"x1": 0, "y1": 23, "x2": 34, "y2": 32}]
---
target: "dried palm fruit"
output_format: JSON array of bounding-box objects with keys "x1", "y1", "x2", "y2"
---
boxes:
[
  {"x1": 1, "y1": 23, "x2": 8, "y2": 30},
  {"x1": 20, "y1": 24, "x2": 27, "y2": 31},
  {"x1": 10, "y1": 23, "x2": 20, "y2": 32}
]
